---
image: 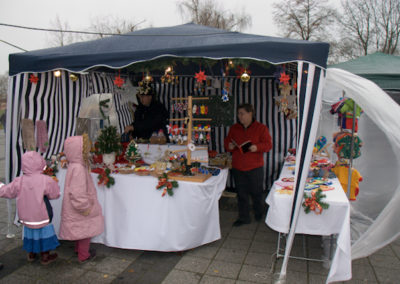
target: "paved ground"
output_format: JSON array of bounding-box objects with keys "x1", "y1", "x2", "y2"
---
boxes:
[{"x1": 0, "y1": 132, "x2": 399, "y2": 283}]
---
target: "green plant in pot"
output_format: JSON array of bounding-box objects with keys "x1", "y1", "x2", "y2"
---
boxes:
[{"x1": 96, "y1": 126, "x2": 122, "y2": 165}]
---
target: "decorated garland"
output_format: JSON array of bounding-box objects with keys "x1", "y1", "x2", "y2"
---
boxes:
[
  {"x1": 97, "y1": 168, "x2": 115, "y2": 188},
  {"x1": 156, "y1": 173, "x2": 178, "y2": 197},
  {"x1": 302, "y1": 189, "x2": 329, "y2": 214}
]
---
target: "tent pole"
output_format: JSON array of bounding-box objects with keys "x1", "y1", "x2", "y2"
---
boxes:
[{"x1": 346, "y1": 100, "x2": 357, "y2": 199}]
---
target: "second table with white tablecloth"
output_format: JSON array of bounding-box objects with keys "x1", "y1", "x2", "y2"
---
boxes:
[
  {"x1": 265, "y1": 160, "x2": 351, "y2": 283},
  {"x1": 51, "y1": 167, "x2": 228, "y2": 252}
]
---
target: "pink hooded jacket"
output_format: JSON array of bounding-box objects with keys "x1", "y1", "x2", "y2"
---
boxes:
[
  {"x1": 0, "y1": 151, "x2": 60, "y2": 229},
  {"x1": 59, "y1": 136, "x2": 104, "y2": 240}
]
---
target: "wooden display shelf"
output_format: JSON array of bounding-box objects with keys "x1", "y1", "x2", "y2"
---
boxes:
[{"x1": 168, "y1": 172, "x2": 212, "y2": 183}]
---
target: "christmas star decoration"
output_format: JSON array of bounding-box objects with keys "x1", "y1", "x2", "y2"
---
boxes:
[
  {"x1": 29, "y1": 74, "x2": 39, "y2": 84},
  {"x1": 195, "y1": 70, "x2": 207, "y2": 83},
  {"x1": 279, "y1": 72, "x2": 291, "y2": 85},
  {"x1": 113, "y1": 75, "x2": 125, "y2": 88}
]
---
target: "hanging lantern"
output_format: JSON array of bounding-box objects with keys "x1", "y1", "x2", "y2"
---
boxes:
[
  {"x1": 240, "y1": 70, "x2": 250, "y2": 83},
  {"x1": 69, "y1": 74, "x2": 78, "y2": 82},
  {"x1": 53, "y1": 70, "x2": 61, "y2": 77}
]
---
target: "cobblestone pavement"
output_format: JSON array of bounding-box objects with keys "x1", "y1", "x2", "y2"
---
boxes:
[{"x1": 0, "y1": 132, "x2": 399, "y2": 283}]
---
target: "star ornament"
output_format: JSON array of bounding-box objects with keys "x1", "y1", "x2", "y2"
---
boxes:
[
  {"x1": 29, "y1": 74, "x2": 39, "y2": 84},
  {"x1": 113, "y1": 75, "x2": 125, "y2": 88},
  {"x1": 279, "y1": 72, "x2": 291, "y2": 85},
  {"x1": 195, "y1": 70, "x2": 207, "y2": 83}
]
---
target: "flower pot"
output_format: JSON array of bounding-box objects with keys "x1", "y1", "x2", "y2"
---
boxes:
[{"x1": 103, "y1": 152, "x2": 116, "y2": 165}]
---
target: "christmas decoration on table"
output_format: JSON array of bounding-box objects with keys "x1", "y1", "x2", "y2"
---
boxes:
[
  {"x1": 97, "y1": 168, "x2": 115, "y2": 188},
  {"x1": 43, "y1": 155, "x2": 59, "y2": 182},
  {"x1": 302, "y1": 189, "x2": 329, "y2": 214},
  {"x1": 29, "y1": 74, "x2": 39, "y2": 84},
  {"x1": 156, "y1": 173, "x2": 178, "y2": 197},
  {"x1": 124, "y1": 140, "x2": 142, "y2": 164},
  {"x1": 96, "y1": 126, "x2": 122, "y2": 155}
]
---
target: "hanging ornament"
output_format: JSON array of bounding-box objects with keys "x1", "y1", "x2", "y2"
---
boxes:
[
  {"x1": 69, "y1": 74, "x2": 79, "y2": 82},
  {"x1": 29, "y1": 74, "x2": 39, "y2": 84},
  {"x1": 114, "y1": 73, "x2": 125, "y2": 88},
  {"x1": 279, "y1": 72, "x2": 291, "y2": 85},
  {"x1": 144, "y1": 73, "x2": 153, "y2": 83},
  {"x1": 240, "y1": 70, "x2": 251, "y2": 83},
  {"x1": 195, "y1": 70, "x2": 207, "y2": 83}
]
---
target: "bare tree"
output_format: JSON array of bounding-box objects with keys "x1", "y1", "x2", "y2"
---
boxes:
[
  {"x1": 338, "y1": 0, "x2": 400, "y2": 56},
  {"x1": 177, "y1": 0, "x2": 251, "y2": 31},
  {"x1": 47, "y1": 15, "x2": 76, "y2": 47},
  {"x1": 0, "y1": 72, "x2": 8, "y2": 99},
  {"x1": 272, "y1": 0, "x2": 336, "y2": 41},
  {"x1": 47, "y1": 16, "x2": 142, "y2": 47}
]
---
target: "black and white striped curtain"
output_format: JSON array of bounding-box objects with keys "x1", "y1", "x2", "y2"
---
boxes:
[{"x1": 6, "y1": 71, "x2": 297, "y2": 190}]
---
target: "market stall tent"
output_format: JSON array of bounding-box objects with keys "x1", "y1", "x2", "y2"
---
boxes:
[{"x1": 8, "y1": 23, "x2": 331, "y2": 281}]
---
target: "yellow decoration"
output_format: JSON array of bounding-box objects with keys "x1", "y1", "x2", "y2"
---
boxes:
[{"x1": 240, "y1": 71, "x2": 250, "y2": 83}]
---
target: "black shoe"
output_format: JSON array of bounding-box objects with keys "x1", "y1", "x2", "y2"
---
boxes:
[{"x1": 233, "y1": 219, "x2": 251, "y2": 227}]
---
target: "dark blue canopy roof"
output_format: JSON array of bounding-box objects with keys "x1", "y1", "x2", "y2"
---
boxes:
[{"x1": 9, "y1": 23, "x2": 329, "y2": 76}]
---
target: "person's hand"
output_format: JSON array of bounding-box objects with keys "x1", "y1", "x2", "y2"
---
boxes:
[
  {"x1": 249, "y1": 145, "x2": 257, "y2": 152},
  {"x1": 82, "y1": 208, "x2": 91, "y2": 216},
  {"x1": 228, "y1": 142, "x2": 235, "y2": 150},
  {"x1": 124, "y1": 125, "x2": 134, "y2": 133}
]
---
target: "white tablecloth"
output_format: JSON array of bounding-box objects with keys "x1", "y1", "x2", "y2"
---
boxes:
[
  {"x1": 51, "y1": 168, "x2": 228, "y2": 252},
  {"x1": 265, "y1": 162, "x2": 351, "y2": 283}
]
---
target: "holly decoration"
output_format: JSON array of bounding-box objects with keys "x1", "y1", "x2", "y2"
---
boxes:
[
  {"x1": 302, "y1": 189, "x2": 329, "y2": 214},
  {"x1": 97, "y1": 168, "x2": 115, "y2": 188},
  {"x1": 156, "y1": 173, "x2": 178, "y2": 197}
]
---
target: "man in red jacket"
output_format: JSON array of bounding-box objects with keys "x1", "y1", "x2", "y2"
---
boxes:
[{"x1": 224, "y1": 104, "x2": 272, "y2": 226}]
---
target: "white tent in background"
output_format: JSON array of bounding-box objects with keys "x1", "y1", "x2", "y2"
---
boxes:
[{"x1": 314, "y1": 68, "x2": 400, "y2": 283}]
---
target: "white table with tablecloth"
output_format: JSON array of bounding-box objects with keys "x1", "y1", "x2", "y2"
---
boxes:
[
  {"x1": 51, "y1": 167, "x2": 228, "y2": 252},
  {"x1": 265, "y1": 161, "x2": 351, "y2": 283}
]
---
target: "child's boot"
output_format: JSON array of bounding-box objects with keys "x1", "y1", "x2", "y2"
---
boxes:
[
  {"x1": 40, "y1": 251, "x2": 58, "y2": 265},
  {"x1": 27, "y1": 252, "x2": 37, "y2": 262}
]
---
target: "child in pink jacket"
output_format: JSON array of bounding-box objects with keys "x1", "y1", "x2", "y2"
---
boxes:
[
  {"x1": 0, "y1": 151, "x2": 60, "y2": 265},
  {"x1": 59, "y1": 135, "x2": 104, "y2": 263}
]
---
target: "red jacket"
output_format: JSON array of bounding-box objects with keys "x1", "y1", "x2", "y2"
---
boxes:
[{"x1": 224, "y1": 120, "x2": 272, "y2": 171}]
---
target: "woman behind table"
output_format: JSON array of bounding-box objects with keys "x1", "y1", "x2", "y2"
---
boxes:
[
  {"x1": 59, "y1": 134, "x2": 104, "y2": 263},
  {"x1": 224, "y1": 103, "x2": 272, "y2": 227},
  {"x1": 0, "y1": 151, "x2": 60, "y2": 264}
]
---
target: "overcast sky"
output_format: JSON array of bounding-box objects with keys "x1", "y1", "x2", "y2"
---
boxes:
[{"x1": 0, "y1": 0, "x2": 340, "y2": 75}]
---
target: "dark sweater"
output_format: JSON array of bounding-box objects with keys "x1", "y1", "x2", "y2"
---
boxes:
[{"x1": 131, "y1": 101, "x2": 169, "y2": 140}]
